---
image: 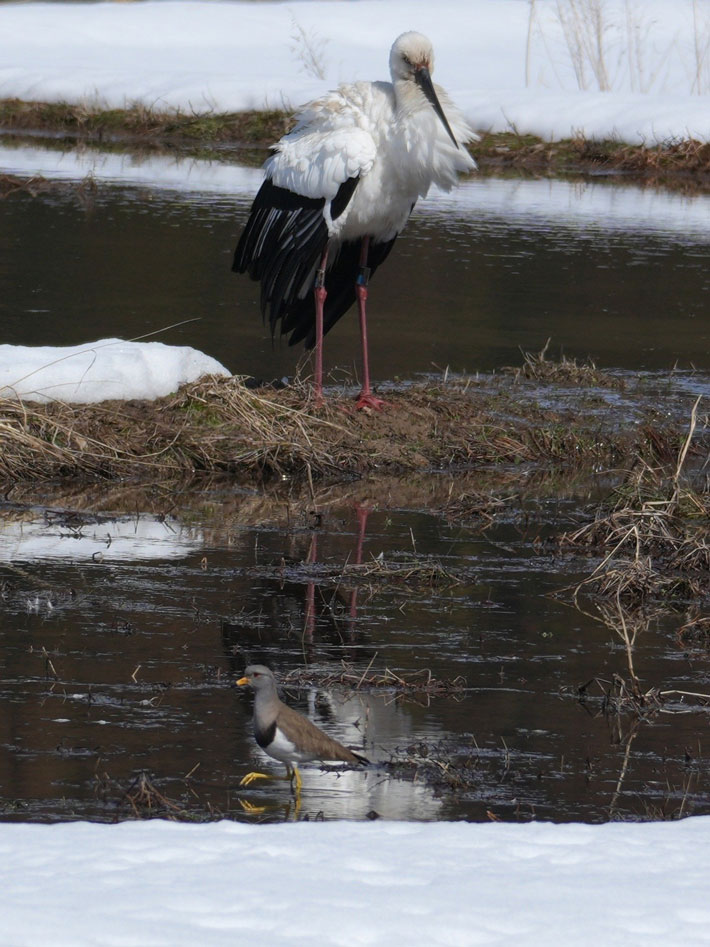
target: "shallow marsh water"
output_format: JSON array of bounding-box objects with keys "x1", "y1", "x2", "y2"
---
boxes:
[
  {"x1": 1, "y1": 143, "x2": 710, "y2": 380},
  {"x1": 2, "y1": 475, "x2": 710, "y2": 825},
  {"x1": 1, "y1": 143, "x2": 710, "y2": 824}
]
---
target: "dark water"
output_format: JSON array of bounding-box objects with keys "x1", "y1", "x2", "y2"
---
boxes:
[
  {"x1": 1, "y1": 156, "x2": 709, "y2": 383},
  {"x1": 1, "y1": 479, "x2": 709, "y2": 824},
  {"x1": 1, "y1": 149, "x2": 710, "y2": 823}
]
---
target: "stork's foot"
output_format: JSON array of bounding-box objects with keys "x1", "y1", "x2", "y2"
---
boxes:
[
  {"x1": 310, "y1": 387, "x2": 325, "y2": 410},
  {"x1": 355, "y1": 391, "x2": 387, "y2": 411},
  {"x1": 239, "y1": 771, "x2": 273, "y2": 788}
]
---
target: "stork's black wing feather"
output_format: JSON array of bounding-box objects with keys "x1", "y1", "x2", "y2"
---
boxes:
[
  {"x1": 233, "y1": 179, "x2": 328, "y2": 336},
  {"x1": 233, "y1": 176, "x2": 362, "y2": 340}
]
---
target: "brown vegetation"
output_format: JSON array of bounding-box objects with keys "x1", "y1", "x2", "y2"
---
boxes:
[
  {"x1": 282, "y1": 663, "x2": 467, "y2": 701},
  {"x1": 0, "y1": 371, "x2": 688, "y2": 485},
  {"x1": 502, "y1": 338, "x2": 625, "y2": 388},
  {"x1": 559, "y1": 399, "x2": 710, "y2": 608},
  {"x1": 2, "y1": 98, "x2": 710, "y2": 192}
]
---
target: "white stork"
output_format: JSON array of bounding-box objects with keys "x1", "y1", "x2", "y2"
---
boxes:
[{"x1": 233, "y1": 31, "x2": 477, "y2": 409}]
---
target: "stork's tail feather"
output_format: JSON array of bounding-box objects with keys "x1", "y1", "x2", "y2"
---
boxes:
[
  {"x1": 233, "y1": 178, "x2": 328, "y2": 338},
  {"x1": 234, "y1": 176, "x2": 398, "y2": 347}
]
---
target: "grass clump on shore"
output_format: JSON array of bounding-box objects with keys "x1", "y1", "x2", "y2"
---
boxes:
[
  {"x1": 503, "y1": 339, "x2": 624, "y2": 389},
  {"x1": 560, "y1": 399, "x2": 710, "y2": 607},
  {"x1": 2, "y1": 98, "x2": 710, "y2": 192},
  {"x1": 0, "y1": 366, "x2": 695, "y2": 486},
  {"x1": 0, "y1": 98, "x2": 293, "y2": 149}
]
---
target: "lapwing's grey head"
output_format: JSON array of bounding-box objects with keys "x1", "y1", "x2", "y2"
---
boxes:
[
  {"x1": 236, "y1": 664, "x2": 277, "y2": 692},
  {"x1": 389, "y1": 32, "x2": 457, "y2": 147}
]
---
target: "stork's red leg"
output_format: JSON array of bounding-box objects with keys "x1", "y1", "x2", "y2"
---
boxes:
[
  {"x1": 313, "y1": 247, "x2": 329, "y2": 405},
  {"x1": 355, "y1": 236, "x2": 386, "y2": 411}
]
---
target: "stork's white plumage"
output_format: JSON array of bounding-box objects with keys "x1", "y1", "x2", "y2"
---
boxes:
[{"x1": 233, "y1": 31, "x2": 477, "y2": 409}]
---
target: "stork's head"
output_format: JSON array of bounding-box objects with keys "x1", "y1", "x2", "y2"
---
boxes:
[
  {"x1": 389, "y1": 32, "x2": 435, "y2": 81},
  {"x1": 389, "y1": 32, "x2": 458, "y2": 147}
]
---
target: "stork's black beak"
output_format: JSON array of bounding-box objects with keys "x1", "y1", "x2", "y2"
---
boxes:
[{"x1": 415, "y1": 65, "x2": 458, "y2": 147}]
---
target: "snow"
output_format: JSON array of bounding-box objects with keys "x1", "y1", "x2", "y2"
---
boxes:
[
  {"x1": 0, "y1": 0, "x2": 709, "y2": 145},
  {"x1": 1, "y1": 817, "x2": 710, "y2": 946},
  {"x1": 0, "y1": 338, "x2": 229, "y2": 403}
]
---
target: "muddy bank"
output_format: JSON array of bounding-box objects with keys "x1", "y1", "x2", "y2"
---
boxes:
[
  {"x1": 2, "y1": 99, "x2": 710, "y2": 193},
  {"x1": 0, "y1": 366, "x2": 700, "y2": 486}
]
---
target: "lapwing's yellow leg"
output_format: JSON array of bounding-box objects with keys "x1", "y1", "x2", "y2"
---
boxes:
[
  {"x1": 240, "y1": 771, "x2": 273, "y2": 787},
  {"x1": 285, "y1": 764, "x2": 303, "y2": 795},
  {"x1": 284, "y1": 766, "x2": 303, "y2": 817},
  {"x1": 239, "y1": 798, "x2": 268, "y2": 814}
]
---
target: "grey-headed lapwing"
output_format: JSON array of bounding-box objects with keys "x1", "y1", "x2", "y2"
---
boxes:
[{"x1": 237, "y1": 665, "x2": 368, "y2": 793}]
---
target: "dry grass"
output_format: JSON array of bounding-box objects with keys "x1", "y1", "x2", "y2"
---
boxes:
[
  {"x1": 503, "y1": 339, "x2": 624, "y2": 388},
  {"x1": 0, "y1": 376, "x2": 350, "y2": 482},
  {"x1": 312, "y1": 555, "x2": 461, "y2": 589},
  {"x1": 242, "y1": 550, "x2": 461, "y2": 596},
  {"x1": 443, "y1": 490, "x2": 516, "y2": 528},
  {"x1": 94, "y1": 770, "x2": 195, "y2": 821},
  {"x1": 560, "y1": 399, "x2": 710, "y2": 606},
  {"x1": 561, "y1": 468, "x2": 710, "y2": 605},
  {"x1": 283, "y1": 662, "x2": 467, "y2": 701},
  {"x1": 567, "y1": 598, "x2": 710, "y2": 723},
  {"x1": 1, "y1": 173, "x2": 61, "y2": 198},
  {"x1": 568, "y1": 136, "x2": 710, "y2": 192},
  {"x1": 475, "y1": 131, "x2": 710, "y2": 193},
  {"x1": 0, "y1": 98, "x2": 293, "y2": 149},
  {"x1": 678, "y1": 615, "x2": 710, "y2": 645},
  {"x1": 607, "y1": 138, "x2": 710, "y2": 175},
  {"x1": 0, "y1": 371, "x2": 679, "y2": 486}
]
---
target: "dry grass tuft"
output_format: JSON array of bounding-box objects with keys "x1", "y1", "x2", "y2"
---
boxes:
[
  {"x1": 560, "y1": 399, "x2": 710, "y2": 606},
  {"x1": 444, "y1": 489, "x2": 516, "y2": 527},
  {"x1": 608, "y1": 138, "x2": 710, "y2": 175},
  {"x1": 503, "y1": 339, "x2": 624, "y2": 388},
  {"x1": 569, "y1": 599, "x2": 710, "y2": 718},
  {"x1": 283, "y1": 663, "x2": 466, "y2": 702},
  {"x1": 331, "y1": 555, "x2": 460, "y2": 588},
  {"x1": 0, "y1": 376, "x2": 350, "y2": 482}
]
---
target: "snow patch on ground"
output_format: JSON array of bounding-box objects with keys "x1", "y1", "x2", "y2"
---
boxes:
[
  {"x1": 1, "y1": 0, "x2": 709, "y2": 145},
  {"x1": 0, "y1": 338, "x2": 230, "y2": 403},
  {"x1": 2, "y1": 817, "x2": 710, "y2": 947}
]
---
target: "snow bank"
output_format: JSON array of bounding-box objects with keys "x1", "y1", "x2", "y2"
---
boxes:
[
  {"x1": 1, "y1": 0, "x2": 709, "y2": 144},
  {"x1": 0, "y1": 338, "x2": 230, "y2": 403},
  {"x1": 1, "y1": 817, "x2": 709, "y2": 946}
]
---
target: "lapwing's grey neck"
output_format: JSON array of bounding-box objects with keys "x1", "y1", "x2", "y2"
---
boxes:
[{"x1": 252, "y1": 679, "x2": 281, "y2": 720}]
